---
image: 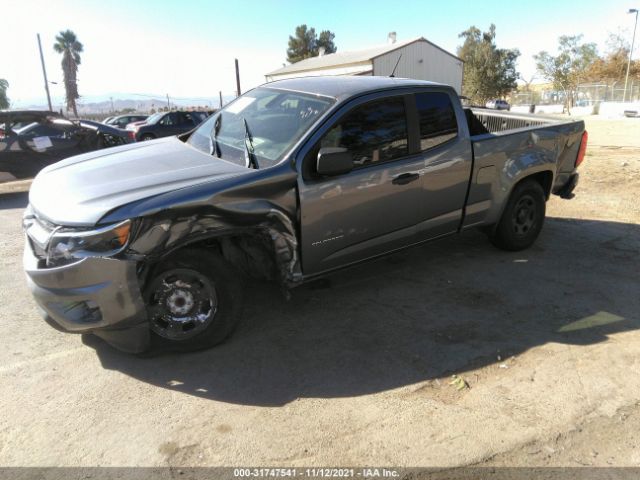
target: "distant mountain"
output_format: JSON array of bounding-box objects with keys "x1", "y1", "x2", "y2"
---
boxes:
[{"x1": 15, "y1": 93, "x2": 235, "y2": 114}]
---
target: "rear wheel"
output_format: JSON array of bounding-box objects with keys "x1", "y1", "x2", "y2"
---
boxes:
[
  {"x1": 488, "y1": 179, "x2": 546, "y2": 251},
  {"x1": 144, "y1": 249, "x2": 243, "y2": 351},
  {"x1": 140, "y1": 133, "x2": 155, "y2": 141}
]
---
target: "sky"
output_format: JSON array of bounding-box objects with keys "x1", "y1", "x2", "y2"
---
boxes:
[{"x1": 2, "y1": 0, "x2": 639, "y2": 107}]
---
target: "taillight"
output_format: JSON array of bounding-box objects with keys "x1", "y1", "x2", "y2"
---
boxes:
[
  {"x1": 575, "y1": 130, "x2": 588, "y2": 167},
  {"x1": 127, "y1": 131, "x2": 136, "y2": 142}
]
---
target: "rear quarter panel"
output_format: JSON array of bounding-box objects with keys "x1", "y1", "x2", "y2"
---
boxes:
[{"x1": 463, "y1": 119, "x2": 584, "y2": 228}]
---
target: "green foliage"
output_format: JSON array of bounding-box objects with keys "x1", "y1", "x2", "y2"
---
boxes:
[
  {"x1": 317, "y1": 30, "x2": 336, "y2": 55},
  {"x1": 53, "y1": 30, "x2": 84, "y2": 117},
  {"x1": 534, "y1": 35, "x2": 598, "y2": 110},
  {"x1": 457, "y1": 24, "x2": 520, "y2": 104},
  {"x1": 0, "y1": 79, "x2": 9, "y2": 109},
  {"x1": 286, "y1": 24, "x2": 337, "y2": 64},
  {"x1": 584, "y1": 32, "x2": 640, "y2": 82}
]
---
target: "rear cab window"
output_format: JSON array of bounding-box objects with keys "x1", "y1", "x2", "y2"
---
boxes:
[{"x1": 415, "y1": 92, "x2": 458, "y2": 151}]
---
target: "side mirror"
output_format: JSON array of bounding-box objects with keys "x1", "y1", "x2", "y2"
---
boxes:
[{"x1": 316, "y1": 147, "x2": 353, "y2": 176}]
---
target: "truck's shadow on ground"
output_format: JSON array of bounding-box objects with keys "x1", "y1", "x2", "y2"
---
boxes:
[{"x1": 85, "y1": 216, "x2": 640, "y2": 406}]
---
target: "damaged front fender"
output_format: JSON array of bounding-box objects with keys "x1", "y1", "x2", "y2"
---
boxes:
[{"x1": 101, "y1": 163, "x2": 302, "y2": 286}]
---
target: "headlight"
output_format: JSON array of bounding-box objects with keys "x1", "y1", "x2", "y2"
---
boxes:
[{"x1": 47, "y1": 220, "x2": 132, "y2": 262}]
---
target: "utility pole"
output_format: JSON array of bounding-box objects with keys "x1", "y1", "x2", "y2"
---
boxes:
[
  {"x1": 219, "y1": 91, "x2": 223, "y2": 108},
  {"x1": 623, "y1": 8, "x2": 639, "y2": 102},
  {"x1": 37, "y1": 34, "x2": 53, "y2": 111},
  {"x1": 235, "y1": 58, "x2": 241, "y2": 97},
  {"x1": 110, "y1": 96, "x2": 114, "y2": 113},
  {"x1": 166, "y1": 93, "x2": 171, "y2": 110}
]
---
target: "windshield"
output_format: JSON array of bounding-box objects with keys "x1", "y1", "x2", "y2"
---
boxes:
[
  {"x1": 145, "y1": 113, "x2": 164, "y2": 124},
  {"x1": 187, "y1": 87, "x2": 334, "y2": 168}
]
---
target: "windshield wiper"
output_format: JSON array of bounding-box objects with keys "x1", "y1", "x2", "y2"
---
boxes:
[
  {"x1": 210, "y1": 115, "x2": 221, "y2": 157},
  {"x1": 243, "y1": 118, "x2": 259, "y2": 169}
]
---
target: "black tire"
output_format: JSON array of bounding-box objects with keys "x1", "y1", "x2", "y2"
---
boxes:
[
  {"x1": 488, "y1": 179, "x2": 546, "y2": 251},
  {"x1": 140, "y1": 133, "x2": 155, "y2": 141},
  {"x1": 143, "y1": 249, "x2": 243, "y2": 352}
]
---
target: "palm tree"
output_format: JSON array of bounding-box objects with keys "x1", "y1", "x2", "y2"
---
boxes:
[
  {"x1": 0, "y1": 79, "x2": 9, "y2": 109},
  {"x1": 53, "y1": 30, "x2": 83, "y2": 117}
]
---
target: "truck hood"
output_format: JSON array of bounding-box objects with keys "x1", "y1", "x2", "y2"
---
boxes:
[{"x1": 29, "y1": 136, "x2": 247, "y2": 226}]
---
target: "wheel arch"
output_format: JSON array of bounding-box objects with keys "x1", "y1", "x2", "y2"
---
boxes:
[
  {"x1": 483, "y1": 169, "x2": 553, "y2": 232},
  {"x1": 130, "y1": 220, "x2": 300, "y2": 291},
  {"x1": 159, "y1": 231, "x2": 280, "y2": 281},
  {"x1": 528, "y1": 169, "x2": 554, "y2": 200}
]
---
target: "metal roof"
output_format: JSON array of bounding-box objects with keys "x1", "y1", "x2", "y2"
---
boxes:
[
  {"x1": 263, "y1": 76, "x2": 449, "y2": 101},
  {"x1": 266, "y1": 37, "x2": 462, "y2": 77}
]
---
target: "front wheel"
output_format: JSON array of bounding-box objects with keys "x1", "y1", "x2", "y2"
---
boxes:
[
  {"x1": 143, "y1": 249, "x2": 243, "y2": 351},
  {"x1": 488, "y1": 179, "x2": 546, "y2": 251}
]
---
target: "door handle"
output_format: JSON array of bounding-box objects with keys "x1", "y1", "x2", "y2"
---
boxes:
[{"x1": 392, "y1": 172, "x2": 420, "y2": 185}]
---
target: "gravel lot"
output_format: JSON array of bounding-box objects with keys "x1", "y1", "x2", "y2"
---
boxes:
[{"x1": 0, "y1": 116, "x2": 639, "y2": 471}]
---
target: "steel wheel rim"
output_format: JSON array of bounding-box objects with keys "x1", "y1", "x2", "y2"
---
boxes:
[
  {"x1": 512, "y1": 195, "x2": 537, "y2": 236},
  {"x1": 146, "y1": 268, "x2": 218, "y2": 341}
]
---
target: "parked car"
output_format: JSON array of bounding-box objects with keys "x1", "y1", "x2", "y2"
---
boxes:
[
  {"x1": 0, "y1": 110, "x2": 130, "y2": 183},
  {"x1": 129, "y1": 111, "x2": 209, "y2": 141},
  {"x1": 125, "y1": 119, "x2": 147, "y2": 130},
  {"x1": 485, "y1": 99, "x2": 510, "y2": 110},
  {"x1": 23, "y1": 76, "x2": 587, "y2": 353},
  {"x1": 75, "y1": 119, "x2": 132, "y2": 146},
  {"x1": 105, "y1": 114, "x2": 148, "y2": 129}
]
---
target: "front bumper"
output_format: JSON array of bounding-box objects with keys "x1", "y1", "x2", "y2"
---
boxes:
[{"x1": 23, "y1": 240, "x2": 150, "y2": 353}]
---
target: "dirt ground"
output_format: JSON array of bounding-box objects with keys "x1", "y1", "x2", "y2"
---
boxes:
[{"x1": 0, "y1": 116, "x2": 638, "y2": 472}]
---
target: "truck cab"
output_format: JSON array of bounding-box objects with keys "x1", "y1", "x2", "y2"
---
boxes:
[{"x1": 296, "y1": 85, "x2": 472, "y2": 274}]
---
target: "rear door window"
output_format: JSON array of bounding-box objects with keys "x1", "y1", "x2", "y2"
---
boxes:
[
  {"x1": 415, "y1": 92, "x2": 458, "y2": 151},
  {"x1": 159, "y1": 113, "x2": 179, "y2": 126},
  {"x1": 182, "y1": 112, "x2": 199, "y2": 126}
]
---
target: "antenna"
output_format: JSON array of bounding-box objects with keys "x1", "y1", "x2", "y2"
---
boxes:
[{"x1": 390, "y1": 54, "x2": 402, "y2": 78}]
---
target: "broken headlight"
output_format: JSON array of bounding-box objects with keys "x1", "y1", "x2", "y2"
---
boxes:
[{"x1": 47, "y1": 220, "x2": 132, "y2": 262}]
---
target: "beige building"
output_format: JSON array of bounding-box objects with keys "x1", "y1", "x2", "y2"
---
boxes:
[{"x1": 265, "y1": 35, "x2": 464, "y2": 93}]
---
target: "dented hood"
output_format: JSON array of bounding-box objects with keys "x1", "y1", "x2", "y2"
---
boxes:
[{"x1": 29, "y1": 136, "x2": 247, "y2": 226}]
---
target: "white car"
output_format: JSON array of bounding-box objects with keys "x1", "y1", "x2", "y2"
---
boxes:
[{"x1": 486, "y1": 99, "x2": 510, "y2": 111}]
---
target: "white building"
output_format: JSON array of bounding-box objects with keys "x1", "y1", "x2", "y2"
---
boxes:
[{"x1": 265, "y1": 34, "x2": 464, "y2": 93}]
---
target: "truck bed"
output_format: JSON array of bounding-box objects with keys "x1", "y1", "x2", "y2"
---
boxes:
[
  {"x1": 461, "y1": 108, "x2": 585, "y2": 230},
  {"x1": 465, "y1": 108, "x2": 562, "y2": 136}
]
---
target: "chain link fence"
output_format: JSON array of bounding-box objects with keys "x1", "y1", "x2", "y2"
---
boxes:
[{"x1": 511, "y1": 80, "x2": 640, "y2": 106}]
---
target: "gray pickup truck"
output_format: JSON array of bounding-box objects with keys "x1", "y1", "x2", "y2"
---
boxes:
[{"x1": 22, "y1": 77, "x2": 587, "y2": 353}]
